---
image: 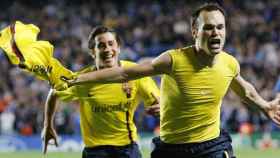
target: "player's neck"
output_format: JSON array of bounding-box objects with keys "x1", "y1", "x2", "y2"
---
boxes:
[
  {"x1": 96, "y1": 60, "x2": 121, "y2": 70},
  {"x1": 193, "y1": 46, "x2": 217, "y2": 67}
]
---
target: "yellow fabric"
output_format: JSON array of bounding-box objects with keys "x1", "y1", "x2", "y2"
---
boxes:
[
  {"x1": 56, "y1": 60, "x2": 160, "y2": 147},
  {"x1": 160, "y1": 46, "x2": 239, "y2": 143},
  {"x1": 48, "y1": 58, "x2": 75, "y2": 90},
  {"x1": 0, "y1": 21, "x2": 74, "y2": 89}
]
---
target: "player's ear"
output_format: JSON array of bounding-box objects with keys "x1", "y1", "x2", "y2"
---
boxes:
[
  {"x1": 90, "y1": 49, "x2": 95, "y2": 58},
  {"x1": 191, "y1": 25, "x2": 198, "y2": 39}
]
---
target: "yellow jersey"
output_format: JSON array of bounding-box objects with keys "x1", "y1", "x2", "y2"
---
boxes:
[
  {"x1": 160, "y1": 46, "x2": 239, "y2": 143},
  {"x1": 0, "y1": 21, "x2": 74, "y2": 90},
  {"x1": 56, "y1": 60, "x2": 160, "y2": 147}
]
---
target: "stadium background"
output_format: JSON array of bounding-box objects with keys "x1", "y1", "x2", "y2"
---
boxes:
[{"x1": 0, "y1": 0, "x2": 280, "y2": 157}]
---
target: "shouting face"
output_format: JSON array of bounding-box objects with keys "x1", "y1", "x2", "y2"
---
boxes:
[{"x1": 192, "y1": 10, "x2": 226, "y2": 56}]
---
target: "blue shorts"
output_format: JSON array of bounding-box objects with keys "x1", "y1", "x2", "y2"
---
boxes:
[
  {"x1": 151, "y1": 129, "x2": 236, "y2": 158},
  {"x1": 82, "y1": 143, "x2": 142, "y2": 158}
]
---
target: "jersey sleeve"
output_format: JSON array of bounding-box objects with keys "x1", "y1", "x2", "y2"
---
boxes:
[
  {"x1": 0, "y1": 21, "x2": 40, "y2": 65},
  {"x1": 232, "y1": 57, "x2": 240, "y2": 77},
  {"x1": 226, "y1": 53, "x2": 240, "y2": 77},
  {"x1": 137, "y1": 76, "x2": 160, "y2": 107}
]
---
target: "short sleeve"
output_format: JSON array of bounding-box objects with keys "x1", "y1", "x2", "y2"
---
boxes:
[{"x1": 137, "y1": 76, "x2": 160, "y2": 107}]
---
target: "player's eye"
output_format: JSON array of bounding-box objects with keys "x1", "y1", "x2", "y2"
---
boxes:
[
  {"x1": 97, "y1": 43, "x2": 106, "y2": 49},
  {"x1": 217, "y1": 24, "x2": 224, "y2": 30},
  {"x1": 108, "y1": 41, "x2": 115, "y2": 46},
  {"x1": 203, "y1": 25, "x2": 214, "y2": 31}
]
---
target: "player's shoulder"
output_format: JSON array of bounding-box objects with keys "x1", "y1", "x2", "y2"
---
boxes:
[
  {"x1": 165, "y1": 46, "x2": 193, "y2": 55},
  {"x1": 220, "y1": 51, "x2": 239, "y2": 71},
  {"x1": 220, "y1": 51, "x2": 238, "y2": 62}
]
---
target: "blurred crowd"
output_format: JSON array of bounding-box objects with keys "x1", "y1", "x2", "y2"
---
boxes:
[{"x1": 0, "y1": 0, "x2": 280, "y2": 136}]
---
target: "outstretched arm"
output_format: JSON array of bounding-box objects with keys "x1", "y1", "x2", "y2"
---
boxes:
[
  {"x1": 68, "y1": 52, "x2": 172, "y2": 86},
  {"x1": 230, "y1": 74, "x2": 280, "y2": 126},
  {"x1": 41, "y1": 89, "x2": 59, "y2": 154}
]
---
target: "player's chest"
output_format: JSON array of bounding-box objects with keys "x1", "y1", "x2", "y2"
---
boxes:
[
  {"x1": 175, "y1": 65, "x2": 234, "y2": 98},
  {"x1": 82, "y1": 82, "x2": 138, "y2": 103}
]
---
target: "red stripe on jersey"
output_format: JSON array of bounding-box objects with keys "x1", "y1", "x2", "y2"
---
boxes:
[{"x1": 10, "y1": 23, "x2": 25, "y2": 63}]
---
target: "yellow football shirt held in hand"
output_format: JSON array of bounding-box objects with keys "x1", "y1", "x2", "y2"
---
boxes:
[{"x1": 0, "y1": 21, "x2": 75, "y2": 90}]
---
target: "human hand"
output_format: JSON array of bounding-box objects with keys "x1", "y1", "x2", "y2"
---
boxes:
[
  {"x1": 55, "y1": 74, "x2": 78, "y2": 91},
  {"x1": 60, "y1": 75, "x2": 78, "y2": 88},
  {"x1": 54, "y1": 80, "x2": 68, "y2": 91},
  {"x1": 145, "y1": 92, "x2": 160, "y2": 116},
  {"x1": 266, "y1": 98, "x2": 280, "y2": 126},
  {"x1": 41, "y1": 125, "x2": 58, "y2": 154}
]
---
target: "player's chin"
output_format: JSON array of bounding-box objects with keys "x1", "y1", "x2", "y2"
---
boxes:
[
  {"x1": 209, "y1": 48, "x2": 222, "y2": 55},
  {"x1": 102, "y1": 60, "x2": 117, "y2": 68}
]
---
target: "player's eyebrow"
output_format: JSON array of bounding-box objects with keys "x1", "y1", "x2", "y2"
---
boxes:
[
  {"x1": 203, "y1": 24, "x2": 215, "y2": 29},
  {"x1": 203, "y1": 23, "x2": 224, "y2": 29}
]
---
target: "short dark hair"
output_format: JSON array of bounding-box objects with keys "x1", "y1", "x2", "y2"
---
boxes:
[
  {"x1": 88, "y1": 26, "x2": 121, "y2": 49},
  {"x1": 191, "y1": 3, "x2": 226, "y2": 29}
]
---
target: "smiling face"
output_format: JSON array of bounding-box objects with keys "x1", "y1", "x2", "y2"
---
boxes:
[
  {"x1": 192, "y1": 10, "x2": 226, "y2": 56},
  {"x1": 91, "y1": 32, "x2": 120, "y2": 69}
]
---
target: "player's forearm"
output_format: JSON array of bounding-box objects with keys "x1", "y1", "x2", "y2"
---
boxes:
[
  {"x1": 242, "y1": 82, "x2": 270, "y2": 112},
  {"x1": 71, "y1": 63, "x2": 156, "y2": 86},
  {"x1": 44, "y1": 89, "x2": 58, "y2": 127},
  {"x1": 72, "y1": 67, "x2": 128, "y2": 86}
]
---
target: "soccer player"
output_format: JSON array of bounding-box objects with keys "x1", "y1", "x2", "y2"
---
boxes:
[
  {"x1": 41, "y1": 26, "x2": 160, "y2": 158},
  {"x1": 65, "y1": 3, "x2": 280, "y2": 158}
]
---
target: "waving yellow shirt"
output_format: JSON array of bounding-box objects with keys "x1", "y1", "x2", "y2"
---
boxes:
[{"x1": 0, "y1": 21, "x2": 74, "y2": 89}]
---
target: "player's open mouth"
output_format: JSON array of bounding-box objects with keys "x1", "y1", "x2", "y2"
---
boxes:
[
  {"x1": 208, "y1": 38, "x2": 221, "y2": 49},
  {"x1": 101, "y1": 53, "x2": 115, "y2": 62}
]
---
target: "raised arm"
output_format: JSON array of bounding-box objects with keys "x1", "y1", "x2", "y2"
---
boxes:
[
  {"x1": 41, "y1": 89, "x2": 59, "y2": 154},
  {"x1": 230, "y1": 74, "x2": 280, "y2": 126},
  {"x1": 69, "y1": 52, "x2": 172, "y2": 86}
]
